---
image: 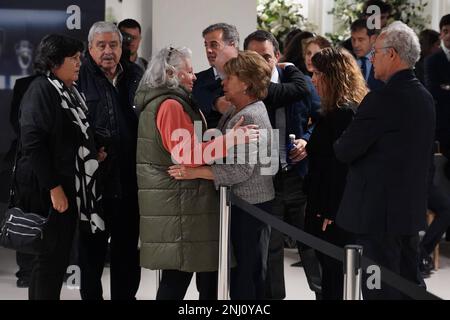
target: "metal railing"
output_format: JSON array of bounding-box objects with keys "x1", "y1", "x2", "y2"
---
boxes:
[
  {"x1": 217, "y1": 185, "x2": 231, "y2": 300},
  {"x1": 343, "y1": 245, "x2": 363, "y2": 300}
]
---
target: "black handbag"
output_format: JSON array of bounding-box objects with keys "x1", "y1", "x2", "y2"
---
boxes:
[
  {"x1": 0, "y1": 127, "x2": 50, "y2": 255},
  {"x1": 0, "y1": 207, "x2": 49, "y2": 254}
]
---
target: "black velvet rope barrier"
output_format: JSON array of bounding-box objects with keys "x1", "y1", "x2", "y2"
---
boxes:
[{"x1": 229, "y1": 192, "x2": 441, "y2": 300}]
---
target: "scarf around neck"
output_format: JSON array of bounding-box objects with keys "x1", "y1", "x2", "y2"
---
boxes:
[{"x1": 46, "y1": 73, "x2": 105, "y2": 234}]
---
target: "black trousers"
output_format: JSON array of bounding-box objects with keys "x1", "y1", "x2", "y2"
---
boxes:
[
  {"x1": 266, "y1": 169, "x2": 322, "y2": 299},
  {"x1": 16, "y1": 252, "x2": 35, "y2": 280},
  {"x1": 355, "y1": 233, "x2": 424, "y2": 300},
  {"x1": 230, "y1": 201, "x2": 271, "y2": 300},
  {"x1": 156, "y1": 270, "x2": 218, "y2": 300},
  {"x1": 15, "y1": 176, "x2": 78, "y2": 300},
  {"x1": 307, "y1": 214, "x2": 349, "y2": 300},
  {"x1": 79, "y1": 193, "x2": 141, "y2": 300},
  {"x1": 421, "y1": 183, "x2": 450, "y2": 256}
]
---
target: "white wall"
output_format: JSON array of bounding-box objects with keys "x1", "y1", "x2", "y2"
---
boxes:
[
  {"x1": 105, "y1": 0, "x2": 256, "y2": 72},
  {"x1": 104, "y1": 0, "x2": 449, "y2": 69},
  {"x1": 151, "y1": 0, "x2": 256, "y2": 72},
  {"x1": 104, "y1": 0, "x2": 152, "y2": 63},
  {"x1": 429, "y1": 0, "x2": 450, "y2": 31}
]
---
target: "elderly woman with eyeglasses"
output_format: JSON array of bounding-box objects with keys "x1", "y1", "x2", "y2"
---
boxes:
[{"x1": 135, "y1": 46, "x2": 257, "y2": 300}]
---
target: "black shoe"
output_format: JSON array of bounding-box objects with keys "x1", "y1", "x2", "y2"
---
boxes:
[
  {"x1": 16, "y1": 278, "x2": 30, "y2": 288},
  {"x1": 290, "y1": 261, "x2": 303, "y2": 267},
  {"x1": 419, "y1": 255, "x2": 434, "y2": 275}
]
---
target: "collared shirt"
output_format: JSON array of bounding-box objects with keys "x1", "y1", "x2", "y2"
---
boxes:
[
  {"x1": 271, "y1": 66, "x2": 280, "y2": 83},
  {"x1": 135, "y1": 57, "x2": 147, "y2": 71},
  {"x1": 213, "y1": 67, "x2": 221, "y2": 80},
  {"x1": 270, "y1": 63, "x2": 294, "y2": 83},
  {"x1": 357, "y1": 52, "x2": 373, "y2": 81},
  {"x1": 109, "y1": 63, "x2": 124, "y2": 88},
  {"x1": 442, "y1": 43, "x2": 450, "y2": 62},
  {"x1": 272, "y1": 67, "x2": 289, "y2": 168}
]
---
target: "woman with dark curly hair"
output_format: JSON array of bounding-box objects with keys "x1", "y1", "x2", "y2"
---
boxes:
[{"x1": 305, "y1": 47, "x2": 368, "y2": 300}]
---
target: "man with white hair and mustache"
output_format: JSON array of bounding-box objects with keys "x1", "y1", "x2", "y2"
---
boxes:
[{"x1": 77, "y1": 21, "x2": 143, "y2": 300}]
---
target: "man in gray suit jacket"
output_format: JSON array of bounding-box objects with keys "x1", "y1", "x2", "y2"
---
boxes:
[{"x1": 334, "y1": 22, "x2": 435, "y2": 299}]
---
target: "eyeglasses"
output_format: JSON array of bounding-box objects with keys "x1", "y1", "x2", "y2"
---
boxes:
[{"x1": 370, "y1": 46, "x2": 395, "y2": 56}]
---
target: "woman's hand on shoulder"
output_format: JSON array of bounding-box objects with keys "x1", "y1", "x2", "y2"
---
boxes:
[{"x1": 228, "y1": 116, "x2": 259, "y2": 145}]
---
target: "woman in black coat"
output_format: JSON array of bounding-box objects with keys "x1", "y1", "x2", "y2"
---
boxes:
[
  {"x1": 15, "y1": 34, "x2": 105, "y2": 299},
  {"x1": 304, "y1": 47, "x2": 368, "y2": 300}
]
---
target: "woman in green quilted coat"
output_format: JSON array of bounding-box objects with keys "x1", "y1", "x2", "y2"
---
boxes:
[{"x1": 135, "y1": 46, "x2": 257, "y2": 300}]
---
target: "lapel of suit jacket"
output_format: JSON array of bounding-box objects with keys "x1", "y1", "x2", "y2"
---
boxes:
[
  {"x1": 438, "y1": 51, "x2": 450, "y2": 82},
  {"x1": 277, "y1": 66, "x2": 285, "y2": 83}
]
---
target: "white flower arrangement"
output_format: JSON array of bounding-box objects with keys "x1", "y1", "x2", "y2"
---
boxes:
[
  {"x1": 257, "y1": 0, "x2": 316, "y2": 50},
  {"x1": 327, "y1": 0, "x2": 430, "y2": 45}
]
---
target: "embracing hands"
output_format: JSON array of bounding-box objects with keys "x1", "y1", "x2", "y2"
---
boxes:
[
  {"x1": 168, "y1": 165, "x2": 197, "y2": 180},
  {"x1": 226, "y1": 116, "x2": 259, "y2": 146}
]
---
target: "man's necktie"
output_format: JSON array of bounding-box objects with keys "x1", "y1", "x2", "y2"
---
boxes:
[{"x1": 360, "y1": 56, "x2": 368, "y2": 81}]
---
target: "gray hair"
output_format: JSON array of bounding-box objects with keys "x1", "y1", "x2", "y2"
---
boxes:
[
  {"x1": 202, "y1": 23, "x2": 240, "y2": 47},
  {"x1": 88, "y1": 21, "x2": 123, "y2": 47},
  {"x1": 379, "y1": 21, "x2": 421, "y2": 67},
  {"x1": 140, "y1": 46, "x2": 192, "y2": 89}
]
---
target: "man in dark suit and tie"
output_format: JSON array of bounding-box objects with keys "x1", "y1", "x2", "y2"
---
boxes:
[
  {"x1": 341, "y1": 0, "x2": 392, "y2": 54},
  {"x1": 351, "y1": 19, "x2": 385, "y2": 91},
  {"x1": 192, "y1": 23, "x2": 240, "y2": 129},
  {"x1": 425, "y1": 14, "x2": 450, "y2": 159},
  {"x1": 194, "y1": 23, "x2": 310, "y2": 129},
  {"x1": 334, "y1": 21, "x2": 435, "y2": 299}
]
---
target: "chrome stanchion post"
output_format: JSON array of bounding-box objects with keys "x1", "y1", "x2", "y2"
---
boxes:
[
  {"x1": 343, "y1": 245, "x2": 363, "y2": 300},
  {"x1": 218, "y1": 186, "x2": 231, "y2": 300},
  {"x1": 155, "y1": 270, "x2": 162, "y2": 294}
]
